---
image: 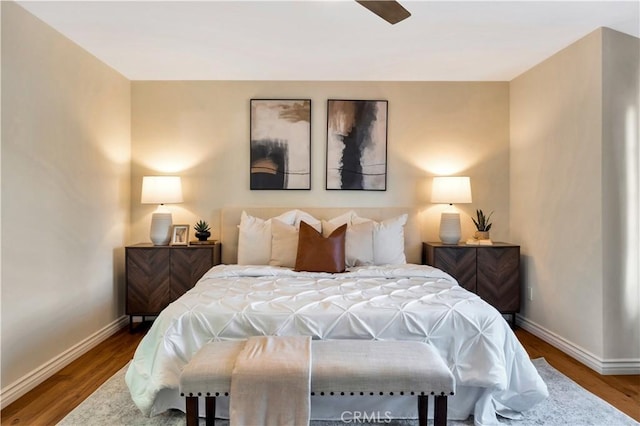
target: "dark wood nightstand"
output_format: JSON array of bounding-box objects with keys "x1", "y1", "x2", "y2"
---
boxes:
[
  {"x1": 125, "y1": 242, "x2": 221, "y2": 330},
  {"x1": 423, "y1": 242, "x2": 520, "y2": 327}
]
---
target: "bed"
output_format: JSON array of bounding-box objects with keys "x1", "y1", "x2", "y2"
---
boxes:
[{"x1": 125, "y1": 207, "x2": 548, "y2": 426}]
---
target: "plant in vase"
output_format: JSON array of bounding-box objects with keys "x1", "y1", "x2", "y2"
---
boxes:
[
  {"x1": 471, "y1": 209, "x2": 493, "y2": 240},
  {"x1": 194, "y1": 220, "x2": 211, "y2": 241}
]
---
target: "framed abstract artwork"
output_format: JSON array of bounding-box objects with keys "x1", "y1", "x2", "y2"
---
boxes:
[
  {"x1": 250, "y1": 99, "x2": 311, "y2": 190},
  {"x1": 326, "y1": 99, "x2": 388, "y2": 190}
]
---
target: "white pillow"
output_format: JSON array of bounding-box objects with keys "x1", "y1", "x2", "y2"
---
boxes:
[
  {"x1": 292, "y1": 209, "x2": 322, "y2": 230},
  {"x1": 372, "y1": 214, "x2": 408, "y2": 265},
  {"x1": 351, "y1": 213, "x2": 408, "y2": 265},
  {"x1": 269, "y1": 219, "x2": 299, "y2": 267},
  {"x1": 322, "y1": 218, "x2": 374, "y2": 267},
  {"x1": 347, "y1": 221, "x2": 375, "y2": 266},
  {"x1": 321, "y1": 211, "x2": 356, "y2": 233},
  {"x1": 237, "y1": 210, "x2": 297, "y2": 265},
  {"x1": 270, "y1": 218, "x2": 321, "y2": 268}
]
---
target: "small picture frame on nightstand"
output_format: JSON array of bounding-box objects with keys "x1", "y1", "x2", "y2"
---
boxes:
[{"x1": 171, "y1": 224, "x2": 189, "y2": 246}]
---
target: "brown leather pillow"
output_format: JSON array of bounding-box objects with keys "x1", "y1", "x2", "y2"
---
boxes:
[{"x1": 294, "y1": 221, "x2": 346, "y2": 273}]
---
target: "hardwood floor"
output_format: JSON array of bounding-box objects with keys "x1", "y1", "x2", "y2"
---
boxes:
[
  {"x1": 1, "y1": 326, "x2": 638, "y2": 425},
  {"x1": 1, "y1": 324, "x2": 147, "y2": 426}
]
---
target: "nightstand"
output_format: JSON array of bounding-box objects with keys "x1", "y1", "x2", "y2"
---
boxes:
[
  {"x1": 423, "y1": 242, "x2": 520, "y2": 327},
  {"x1": 125, "y1": 242, "x2": 221, "y2": 330}
]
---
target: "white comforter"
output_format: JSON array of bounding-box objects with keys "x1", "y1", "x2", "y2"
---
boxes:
[{"x1": 125, "y1": 264, "x2": 547, "y2": 425}]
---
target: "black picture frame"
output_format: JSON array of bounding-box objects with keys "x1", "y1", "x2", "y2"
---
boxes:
[
  {"x1": 250, "y1": 99, "x2": 311, "y2": 190},
  {"x1": 326, "y1": 99, "x2": 388, "y2": 191}
]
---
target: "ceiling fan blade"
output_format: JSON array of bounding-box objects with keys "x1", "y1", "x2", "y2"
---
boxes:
[{"x1": 356, "y1": 0, "x2": 411, "y2": 25}]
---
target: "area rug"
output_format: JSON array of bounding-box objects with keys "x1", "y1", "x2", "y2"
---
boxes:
[{"x1": 58, "y1": 358, "x2": 638, "y2": 425}]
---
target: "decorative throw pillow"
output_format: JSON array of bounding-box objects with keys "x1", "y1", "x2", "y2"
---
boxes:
[
  {"x1": 322, "y1": 219, "x2": 374, "y2": 267},
  {"x1": 372, "y1": 214, "x2": 408, "y2": 265},
  {"x1": 269, "y1": 218, "x2": 322, "y2": 268},
  {"x1": 351, "y1": 213, "x2": 408, "y2": 265},
  {"x1": 237, "y1": 210, "x2": 297, "y2": 265},
  {"x1": 292, "y1": 209, "x2": 323, "y2": 230},
  {"x1": 321, "y1": 211, "x2": 356, "y2": 234},
  {"x1": 346, "y1": 221, "x2": 374, "y2": 267},
  {"x1": 321, "y1": 219, "x2": 346, "y2": 237},
  {"x1": 295, "y1": 221, "x2": 347, "y2": 273}
]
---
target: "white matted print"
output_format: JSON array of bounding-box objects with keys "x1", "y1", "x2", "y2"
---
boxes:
[
  {"x1": 250, "y1": 99, "x2": 311, "y2": 190},
  {"x1": 326, "y1": 100, "x2": 387, "y2": 190},
  {"x1": 171, "y1": 224, "x2": 189, "y2": 246}
]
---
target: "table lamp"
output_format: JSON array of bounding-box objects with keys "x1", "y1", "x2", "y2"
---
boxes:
[
  {"x1": 431, "y1": 176, "x2": 472, "y2": 244},
  {"x1": 141, "y1": 176, "x2": 183, "y2": 245}
]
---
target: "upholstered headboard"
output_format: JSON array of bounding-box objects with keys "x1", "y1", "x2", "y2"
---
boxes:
[{"x1": 220, "y1": 207, "x2": 423, "y2": 265}]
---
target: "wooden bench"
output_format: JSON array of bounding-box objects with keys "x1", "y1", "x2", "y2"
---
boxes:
[{"x1": 180, "y1": 339, "x2": 455, "y2": 426}]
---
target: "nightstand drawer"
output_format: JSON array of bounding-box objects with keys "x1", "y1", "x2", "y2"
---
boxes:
[
  {"x1": 425, "y1": 245, "x2": 477, "y2": 292},
  {"x1": 126, "y1": 243, "x2": 221, "y2": 330},
  {"x1": 423, "y1": 242, "x2": 520, "y2": 327},
  {"x1": 476, "y1": 247, "x2": 520, "y2": 312}
]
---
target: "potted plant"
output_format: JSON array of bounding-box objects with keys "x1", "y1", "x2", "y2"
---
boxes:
[
  {"x1": 193, "y1": 220, "x2": 211, "y2": 242},
  {"x1": 471, "y1": 209, "x2": 493, "y2": 240}
]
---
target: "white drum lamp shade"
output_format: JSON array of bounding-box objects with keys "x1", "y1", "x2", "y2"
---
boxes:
[
  {"x1": 431, "y1": 176, "x2": 472, "y2": 244},
  {"x1": 141, "y1": 176, "x2": 183, "y2": 246}
]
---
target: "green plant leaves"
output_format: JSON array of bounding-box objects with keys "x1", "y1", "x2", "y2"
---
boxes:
[
  {"x1": 471, "y1": 209, "x2": 493, "y2": 231},
  {"x1": 194, "y1": 220, "x2": 210, "y2": 232}
]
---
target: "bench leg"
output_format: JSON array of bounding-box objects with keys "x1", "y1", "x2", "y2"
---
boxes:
[
  {"x1": 205, "y1": 396, "x2": 216, "y2": 426},
  {"x1": 185, "y1": 396, "x2": 199, "y2": 426},
  {"x1": 433, "y1": 395, "x2": 448, "y2": 426},
  {"x1": 418, "y1": 395, "x2": 428, "y2": 426}
]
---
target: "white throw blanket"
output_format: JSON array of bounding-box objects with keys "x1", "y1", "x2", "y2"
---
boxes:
[{"x1": 229, "y1": 336, "x2": 312, "y2": 426}]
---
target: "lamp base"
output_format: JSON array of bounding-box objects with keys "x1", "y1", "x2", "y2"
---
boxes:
[
  {"x1": 439, "y1": 212, "x2": 462, "y2": 244},
  {"x1": 150, "y1": 211, "x2": 172, "y2": 246}
]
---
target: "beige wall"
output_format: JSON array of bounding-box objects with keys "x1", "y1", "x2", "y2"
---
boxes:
[
  {"x1": 511, "y1": 29, "x2": 605, "y2": 358},
  {"x1": 130, "y1": 81, "x2": 511, "y2": 246},
  {"x1": 1, "y1": 1, "x2": 131, "y2": 398},
  {"x1": 601, "y1": 29, "x2": 640, "y2": 361},
  {"x1": 510, "y1": 28, "x2": 640, "y2": 370}
]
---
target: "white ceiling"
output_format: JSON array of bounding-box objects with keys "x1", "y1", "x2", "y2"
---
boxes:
[{"x1": 17, "y1": 0, "x2": 640, "y2": 81}]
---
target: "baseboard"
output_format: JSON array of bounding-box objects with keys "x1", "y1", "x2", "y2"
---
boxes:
[
  {"x1": 0, "y1": 315, "x2": 129, "y2": 409},
  {"x1": 516, "y1": 314, "x2": 640, "y2": 375},
  {"x1": 600, "y1": 359, "x2": 640, "y2": 375}
]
